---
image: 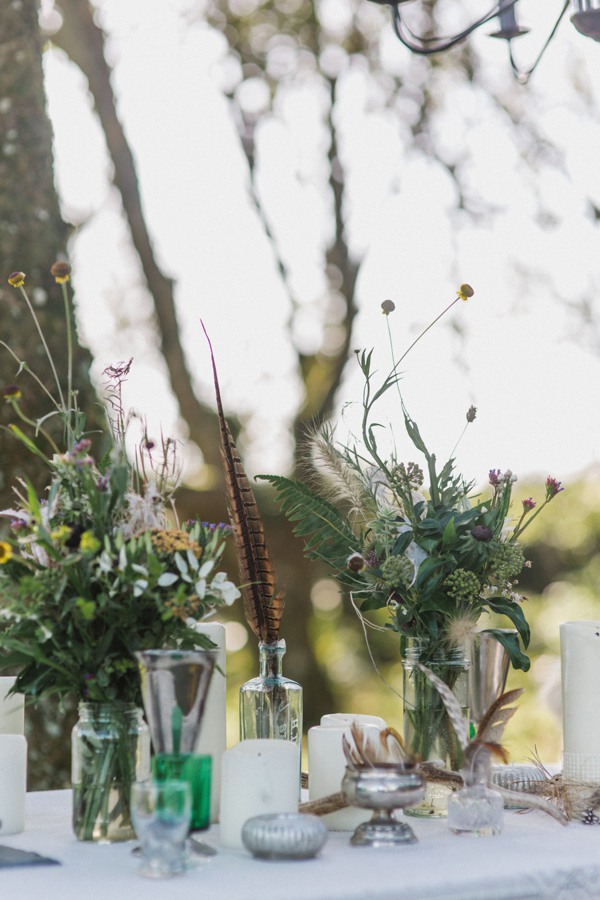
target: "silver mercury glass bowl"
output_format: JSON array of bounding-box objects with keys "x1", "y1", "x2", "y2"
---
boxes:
[
  {"x1": 241, "y1": 813, "x2": 328, "y2": 860},
  {"x1": 342, "y1": 766, "x2": 426, "y2": 847}
]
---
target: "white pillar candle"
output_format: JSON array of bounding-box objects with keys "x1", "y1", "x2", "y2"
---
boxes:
[
  {"x1": 561, "y1": 621, "x2": 600, "y2": 779},
  {"x1": 308, "y1": 714, "x2": 387, "y2": 832},
  {"x1": 192, "y1": 622, "x2": 226, "y2": 823},
  {"x1": 319, "y1": 713, "x2": 387, "y2": 730},
  {"x1": 0, "y1": 677, "x2": 24, "y2": 735},
  {"x1": 0, "y1": 734, "x2": 27, "y2": 835},
  {"x1": 219, "y1": 739, "x2": 299, "y2": 849}
]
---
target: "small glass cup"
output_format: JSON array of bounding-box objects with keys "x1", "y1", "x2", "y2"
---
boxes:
[{"x1": 131, "y1": 781, "x2": 192, "y2": 878}]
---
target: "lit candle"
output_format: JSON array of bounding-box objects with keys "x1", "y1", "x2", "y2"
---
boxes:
[
  {"x1": 308, "y1": 714, "x2": 387, "y2": 831},
  {"x1": 192, "y1": 622, "x2": 226, "y2": 823},
  {"x1": 561, "y1": 621, "x2": 600, "y2": 777},
  {"x1": 0, "y1": 734, "x2": 27, "y2": 835},
  {"x1": 219, "y1": 739, "x2": 299, "y2": 849},
  {"x1": 0, "y1": 677, "x2": 24, "y2": 735}
]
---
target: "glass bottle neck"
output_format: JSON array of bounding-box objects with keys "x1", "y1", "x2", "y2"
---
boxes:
[{"x1": 259, "y1": 640, "x2": 286, "y2": 678}]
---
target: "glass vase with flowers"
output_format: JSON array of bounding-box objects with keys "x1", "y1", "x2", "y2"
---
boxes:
[{"x1": 0, "y1": 266, "x2": 240, "y2": 840}]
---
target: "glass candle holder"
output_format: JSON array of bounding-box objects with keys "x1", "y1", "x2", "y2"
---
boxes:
[
  {"x1": 131, "y1": 781, "x2": 192, "y2": 878},
  {"x1": 448, "y1": 772, "x2": 503, "y2": 837}
]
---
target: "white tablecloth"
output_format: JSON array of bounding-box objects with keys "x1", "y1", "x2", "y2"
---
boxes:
[{"x1": 3, "y1": 791, "x2": 600, "y2": 900}]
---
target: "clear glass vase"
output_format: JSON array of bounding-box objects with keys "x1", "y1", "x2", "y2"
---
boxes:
[
  {"x1": 448, "y1": 780, "x2": 504, "y2": 836},
  {"x1": 239, "y1": 641, "x2": 303, "y2": 773},
  {"x1": 71, "y1": 702, "x2": 151, "y2": 841},
  {"x1": 402, "y1": 637, "x2": 469, "y2": 818}
]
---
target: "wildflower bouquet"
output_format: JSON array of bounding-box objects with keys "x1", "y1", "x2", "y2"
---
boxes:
[
  {"x1": 0, "y1": 269, "x2": 239, "y2": 706},
  {"x1": 259, "y1": 286, "x2": 562, "y2": 786},
  {"x1": 0, "y1": 266, "x2": 240, "y2": 839}
]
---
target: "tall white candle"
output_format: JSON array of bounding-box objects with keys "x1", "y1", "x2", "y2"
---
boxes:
[
  {"x1": 308, "y1": 714, "x2": 387, "y2": 831},
  {"x1": 192, "y1": 622, "x2": 226, "y2": 823},
  {"x1": 0, "y1": 677, "x2": 24, "y2": 735},
  {"x1": 0, "y1": 734, "x2": 27, "y2": 835},
  {"x1": 219, "y1": 739, "x2": 299, "y2": 849},
  {"x1": 561, "y1": 621, "x2": 600, "y2": 777}
]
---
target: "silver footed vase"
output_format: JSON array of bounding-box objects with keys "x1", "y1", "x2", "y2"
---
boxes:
[{"x1": 135, "y1": 649, "x2": 217, "y2": 754}]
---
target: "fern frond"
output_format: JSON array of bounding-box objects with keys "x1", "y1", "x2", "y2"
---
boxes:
[{"x1": 256, "y1": 474, "x2": 361, "y2": 572}]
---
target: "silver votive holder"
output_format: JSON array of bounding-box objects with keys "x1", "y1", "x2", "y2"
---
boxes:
[
  {"x1": 342, "y1": 767, "x2": 426, "y2": 847},
  {"x1": 241, "y1": 813, "x2": 328, "y2": 860},
  {"x1": 491, "y1": 764, "x2": 546, "y2": 809}
]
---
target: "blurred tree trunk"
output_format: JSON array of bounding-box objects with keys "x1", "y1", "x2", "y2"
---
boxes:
[
  {"x1": 0, "y1": 0, "x2": 100, "y2": 790},
  {"x1": 52, "y1": 1, "x2": 338, "y2": 720}
]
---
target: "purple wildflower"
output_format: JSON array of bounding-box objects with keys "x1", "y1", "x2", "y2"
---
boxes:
[
  {"x1": 523, "y1": 497, "x2": 536, "y2": 512},
  {"x1": 489, "y1": 469, "x2": 502, "y2": 486},
  {"x1": 545, "y1": 477, "x2": 564, "y2": 500}
]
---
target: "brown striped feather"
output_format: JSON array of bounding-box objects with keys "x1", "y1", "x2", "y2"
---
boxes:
[{"x1": 202, "y1": 323, "x2": 284, "y2": 643}]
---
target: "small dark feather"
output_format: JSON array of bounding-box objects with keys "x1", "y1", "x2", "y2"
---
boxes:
[{"x1": 202, "y1": 323, "x2": 284, "y2": 644}]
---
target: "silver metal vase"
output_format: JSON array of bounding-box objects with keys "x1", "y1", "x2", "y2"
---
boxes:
[
  {"x1": 135, "y1": 649, "x2": 217, "y2": 754},
  {"x1": 468, "y1": 630, "x2": 513, "y2": 727}
]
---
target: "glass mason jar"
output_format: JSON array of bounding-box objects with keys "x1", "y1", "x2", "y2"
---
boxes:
[
  {"x1": 402, "y1": 637, "x2": 469, "y2": 818},
  {"x1": 239, "y1": 641, "x2": 303, "y2": 779},
  {"x1": 72, "y1": 702, "x2": 151, "y2": 842}
]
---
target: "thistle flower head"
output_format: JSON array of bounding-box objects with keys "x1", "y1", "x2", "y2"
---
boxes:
[
  {"x1": 347, "y1": 552, "x2": 366, "y2": 573},
  {"x1": 471, "y1": 525, "x2": 493, "y2": 542}
]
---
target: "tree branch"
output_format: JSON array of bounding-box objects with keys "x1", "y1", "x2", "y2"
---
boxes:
[{"x1": 53, "y1": 0, "x2": 224, "y2": 473}]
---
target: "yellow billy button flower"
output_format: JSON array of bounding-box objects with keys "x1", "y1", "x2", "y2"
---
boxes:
[
  {"x1": 50, "y1": 261, "x2": 71, "y2": 284},
  {"x1": 381, "y1": 300, "x2": 396, "y2": 315},
  {"x1": 3, "y1": 385, "x2": 21, "y2": 401},
  {"x1": 457, "y1": 283, "x2": 474, "y2": 301},
  {"x1": 0, "y1": 542, "x2": 13, "y2": 564},
  {"x1": 79, "y1": 531, "x2": 101, "y2": 555},
  {"x1": 51, "y1": 525, "x2": 71, "y2": 544},
  {"x1": 8, "y1": 272, "x2": 25, "y2": 288}
]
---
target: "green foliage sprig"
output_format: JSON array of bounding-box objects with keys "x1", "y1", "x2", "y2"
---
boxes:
[{"x1": 259, "y1": 287, "x2": 563, "y2": 672}]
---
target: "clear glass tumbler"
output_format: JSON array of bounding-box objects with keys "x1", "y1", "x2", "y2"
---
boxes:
[{"x1": 131, "y1": 781, "x2": 192, "y2": 878}]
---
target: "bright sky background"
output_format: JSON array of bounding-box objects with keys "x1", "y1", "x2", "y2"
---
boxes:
[{"x1": 38, "y1": 0, "x2": 600, "y2": 494}]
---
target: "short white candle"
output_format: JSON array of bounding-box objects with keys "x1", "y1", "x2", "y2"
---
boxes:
[
  {"x1": 219, "y1": 739, "x2": 299, "y2": 849},
  {"x1": 0, "y1": 734, "x2": 27, "y2": 835},
  {"x1": 0, "y1": 677, "x2": 24, "y2": 735},
  {"x1": 308, "y1": 714, "x2": 387, "y2": 832},
  {"x1": 561, "y1": 621, "x2": 600, "y2": 761},
  {"x1": 319, "y1": 713, "x2": 387, "y2": 730},
  {"x1": 192, "y1": 622, "x2": 226, "y2": 823}
]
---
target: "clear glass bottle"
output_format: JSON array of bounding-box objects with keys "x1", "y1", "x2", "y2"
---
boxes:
[
  {"x1": 448, "y1": 766, "x2": 504, "y2": 836},
  {"x1": 239, "y1": 641, "x2": 303, "y2": 775},
  {"x1": 402, "y1": 637, "x2": 469, "y2": 817},
  {"x1": 71, "y1": 702, "x2": 151, "y2": 842}
]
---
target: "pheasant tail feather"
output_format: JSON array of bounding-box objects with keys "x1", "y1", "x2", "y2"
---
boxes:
[
  {"x1": 416, "y1": 663, "x2": 470, "y2": 750},
  {"x1": 202, "y1": 323, "x2": 284, "y2": 643}
]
